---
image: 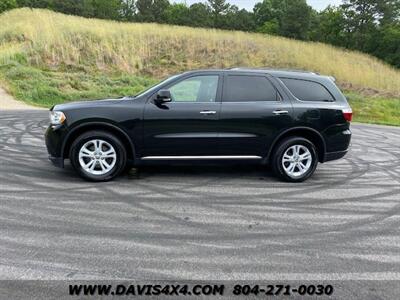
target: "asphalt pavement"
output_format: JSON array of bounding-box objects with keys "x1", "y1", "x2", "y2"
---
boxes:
[{"x1": 0, "y1": 110, "x2": 399, "y2": 298}]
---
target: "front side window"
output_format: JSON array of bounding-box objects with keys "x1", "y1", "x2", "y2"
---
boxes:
[
  {"x1": 223, "y1": 75, "x2": 278, "y2": 102},
  {"x1": 168, "y1": 75, "x2": 219, "y2": 102},
  {"x1": 280, "y1": 78, "x2": 335, "y2": 102}
]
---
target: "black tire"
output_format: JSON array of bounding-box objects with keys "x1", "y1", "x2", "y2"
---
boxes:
[
  {"x1": 271, "y1": 136, "x2": 318, "y2": 182},
  {"x1": 69, "y1": 130, "x2": 127, "y2": 182}
]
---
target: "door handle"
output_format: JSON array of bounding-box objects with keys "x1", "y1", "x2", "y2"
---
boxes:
[
  {"x1": 273, "y1": 110, "x2": 289, "y2": 115},
  {"x1": 200, "y1": 110, "x2": 217, "y2": 115}
]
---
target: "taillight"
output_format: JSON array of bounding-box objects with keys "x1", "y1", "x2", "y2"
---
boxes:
[{"x1": 342, "y1": 108, "x2": 353, "y2": 122}]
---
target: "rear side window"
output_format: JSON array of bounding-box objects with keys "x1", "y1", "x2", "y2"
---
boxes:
[
  {"x1": 280, "y1": 78, "x2": 334, "y2": 102},
  {"x1": 224, "y1": 75, "x2": 279, "y2": 102}
]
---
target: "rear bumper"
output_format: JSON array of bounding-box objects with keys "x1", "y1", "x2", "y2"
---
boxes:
[
  {"x1": 49, "y1": 156, "x2": 64, "y2": 168},
  {"x1": 322, "y1": 127, "x2": 351, "y2": 162},
  {"x1": 323, "y1": 149, "x2": 348, "y2": 162}
]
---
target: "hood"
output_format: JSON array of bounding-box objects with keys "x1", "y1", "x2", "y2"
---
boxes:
[{"x1": 51, "y1": 97, "x2": 126, "y2": 111}]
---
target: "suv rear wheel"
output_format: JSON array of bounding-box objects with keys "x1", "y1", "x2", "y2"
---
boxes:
[
  {"x1": 272, "y1": 137, "x2": 318, "y2": 182},
  {"x1": 70, "y1": 131, "x2": 127, "y2": 181}
]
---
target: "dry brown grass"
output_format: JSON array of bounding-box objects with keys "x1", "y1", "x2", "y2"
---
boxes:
[{"x1": 1, "y1": 8, "x2": 399, "y2": 96}]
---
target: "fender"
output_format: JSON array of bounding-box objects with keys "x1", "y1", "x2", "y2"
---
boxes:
[
  {"x1": 61, "y1": 121, "x2": 136, "y2": 160},
  {"x1": 265, "y1": 126, "x2": 327, "y2": 162}
]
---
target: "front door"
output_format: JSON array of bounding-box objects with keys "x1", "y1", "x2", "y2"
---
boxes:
[{"x1": 143, "y1": 74, "x2": 222, "y2": 157}]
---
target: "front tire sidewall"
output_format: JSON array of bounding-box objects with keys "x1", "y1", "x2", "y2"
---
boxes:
[
  {"x1": 273, "y1": 138, "x2": 318, "y2": 182},
  {"x1": 70, "y1": 131, "x2": 126, "y2": 182}
]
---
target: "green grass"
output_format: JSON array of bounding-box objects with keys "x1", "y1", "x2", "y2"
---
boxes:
[
  {"x1": 346, "y1": 92, "x2": 400, "y2": 126},
  {"x1": 0, "y1": 62, "x2": 157, "y2": 107}
]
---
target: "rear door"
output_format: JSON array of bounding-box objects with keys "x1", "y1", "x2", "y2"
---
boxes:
[
  {"x1": 142, "y1": 73, "x2": 222, "y2": 157},
  {"x1": 219, "y1": 72, "x2": 293, "y2": 157}
]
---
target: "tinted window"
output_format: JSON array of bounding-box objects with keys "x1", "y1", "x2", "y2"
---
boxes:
[
  {"x1": 168, "y1": 75, "x2": 219, "y2": 102},
  {"x1": 224, "y1": 76, "x2": 278, "y2": 102},
  {"x1": 280, "y1": 78, "x2": 334, "y2": 102}
]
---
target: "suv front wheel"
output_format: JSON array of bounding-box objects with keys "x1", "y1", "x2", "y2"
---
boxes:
[
  {"x1": 272, "y1": 137, "x2": 318, "y2": 182},
  {"x1": 70, "y1": 131, "x2": 127, "y2": 182}
]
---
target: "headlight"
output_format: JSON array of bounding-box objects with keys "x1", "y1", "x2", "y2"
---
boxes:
[{"x1": 49, "y1": 111, "x2": 66, "y2": 125}]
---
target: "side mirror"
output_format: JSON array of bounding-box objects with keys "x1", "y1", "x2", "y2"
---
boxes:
[{"x1": 155, "y1": 89, "x2": 172, "y2": 104}]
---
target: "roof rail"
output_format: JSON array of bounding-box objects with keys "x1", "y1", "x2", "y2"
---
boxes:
[{"x1": 228, "y1": 67, "x2": 319, "y2": 75}]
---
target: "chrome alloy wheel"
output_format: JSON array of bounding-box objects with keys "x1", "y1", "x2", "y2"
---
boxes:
[
  {"x1": 281, "y1": 145, "x2": 312, "y2": 178},
  {"x1": 78, "y1": 139, "x2": 117, "y2": 175}
]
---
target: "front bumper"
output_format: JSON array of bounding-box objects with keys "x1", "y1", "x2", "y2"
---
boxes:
[{"x1": 45, "y1": 125, "x2": 67, "y2": 168}]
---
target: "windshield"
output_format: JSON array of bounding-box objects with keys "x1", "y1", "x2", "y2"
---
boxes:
[{"x1": 132, "y1": 74, "x2": 180, "y2": 98}]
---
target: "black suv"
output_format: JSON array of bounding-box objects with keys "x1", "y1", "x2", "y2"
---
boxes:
[{"x1": 45, "y1": 68, "x2": 352, "y2": 182}]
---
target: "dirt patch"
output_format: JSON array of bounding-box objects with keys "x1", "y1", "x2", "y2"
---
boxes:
[
  {"x1": 0, "y1": 87, "x2": 44, "y2": 110},
  {"x1": 339, "y1": 82, "x2": 400, "y2": 98}
]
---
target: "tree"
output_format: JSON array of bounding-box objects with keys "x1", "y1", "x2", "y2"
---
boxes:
[
  {"x1": 188, "y1": 3, "x2": 212, "y2": 28},
  {"x1": 377, "y1": 0, "x2": 400, "y2": 26},
  {"x1": 257, "y1": 20, "x2": 279, "y2": 35},
  {"x1": 234, "y1": 8, "x2": 256, "y2": 31},
  {"x1": 253, "y1": 0, "x2": 313, "y2": 40},
  {"x1": 0, "y1": 0, "x2": 17, "y2": 13},
  {"x1": 120, "y1": 0, "x2": 136, "y2": 21},
  {"x1": 310, "y1": 5, "x2": 347, "y2": 46},
  {"x1": 223, "y1": 6, "x2": 256, "y2": 31},
  {"x1": 207, "y1": 0, "x2": 230, "y2": 28},
  {"x1": 373, "y1": 24, "x2": 400, "y2": 67},
  {"x1": 16, "y1": 0, "x2": 52, "y2": 8},
  {"x1": 340, "y1": 0, "x2": 380, "y2": 50},
  {"x1": 165, "y1": 3, "x2": 190, "y2": 26},
  {"x1": 279, "y1": 0, "x2": 312, "y2": 40},
  {"x1": 135, "y1": 0, "x2": 170, "y2": 23},
  {"x1": 52, "y1": 0, "x2": 86, "y2": 16},
  {"x1": 253, "y1": 0, "x2": 275, "y2": 28},
  {"x1": 91, "y1": 0, "x2": 122, "y2": 20}
]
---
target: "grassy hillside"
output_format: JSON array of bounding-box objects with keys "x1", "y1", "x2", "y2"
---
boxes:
[{"x1": 0, "y1": 8, "x2": 399, "y2": 125}]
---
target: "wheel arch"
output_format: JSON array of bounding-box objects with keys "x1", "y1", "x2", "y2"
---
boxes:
[
  {"x1": 267, "y1": 127, "x2": 326, "y2": 163},
  {"x1": 62, "y1": 122, "x2": 136, "y2": 161}
]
